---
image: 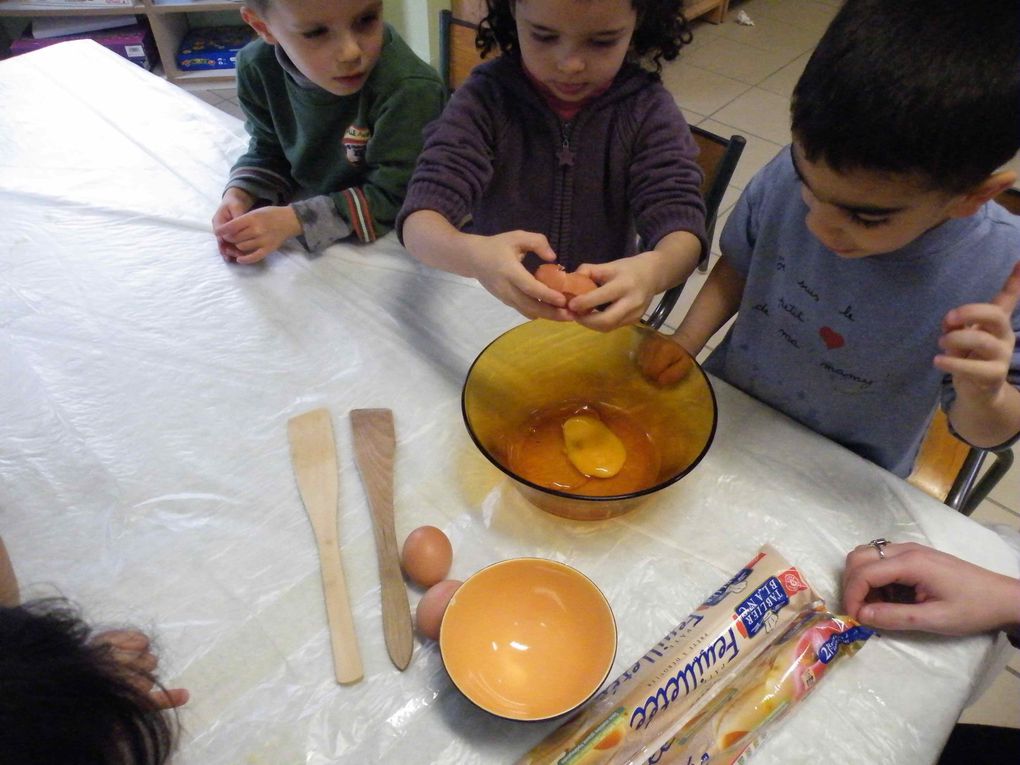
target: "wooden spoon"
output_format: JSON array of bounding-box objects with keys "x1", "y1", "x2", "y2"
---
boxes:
[
  {"x1": 287, "y1": 408, "x2": 363, "y2": 685},
  {"x1": 350, "y1": 408, "x2": 414, "y2": 671}
]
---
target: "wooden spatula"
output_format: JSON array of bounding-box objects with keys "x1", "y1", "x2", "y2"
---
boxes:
[
  {"x1": 350, "y1": 408, "x2": 414, "y2": 671},
  {"x1": 287, "y1": 408, "x2": 363, "y2": 685}
]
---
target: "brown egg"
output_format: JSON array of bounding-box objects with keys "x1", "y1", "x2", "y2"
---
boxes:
[
  {"x1": 415, "y1": 579, "x2": 463, "y2": 640},
  {"x1": 535, "y1": 264, "x2": 598, "y2": 301},
  {"x1": 401, "y1": 525, "x2": 453, "y2": 588}
]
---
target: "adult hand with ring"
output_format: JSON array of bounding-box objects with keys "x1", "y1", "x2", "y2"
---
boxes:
[
  {"x1": 842, "y1": 541, "x2": 1020, "y2": 637},
  {"x1": 868, "y1": 537, "x2": 890, "y2": 559}
]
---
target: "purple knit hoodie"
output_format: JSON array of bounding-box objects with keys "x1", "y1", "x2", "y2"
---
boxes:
[{"x1": 396, "y1": 55, "x2": 707, "y2": 270}]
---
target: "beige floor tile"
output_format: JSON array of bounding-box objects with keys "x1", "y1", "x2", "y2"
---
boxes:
[
  {"x1": 684, "y1": 19, "x2": 727, "y2": 52},
  {"x1": 959, "y1": 666, "x2": 1020, "y2": 729},
  {"x1": 215, "y1": 99, "x2": 246, "y2": 121},
  {"x1": 970, "y1": 497, "x2": 1020, "y2": 530},
  {"x1": 697, "y1": 118, "x2": 784, "y2": 189},
  {"x1": 682, "y1": 35, "x2": 802, "y2": 86},
  {"x1": 757, "y1": 51, "x2": 811, "y2": 99},
  {"x1": 190, "y1": 89, "x2": 227, "y2": 107},
  {"x1": 728, "y1": 0, "x2": 839, "y2": 38},
  {"x1": 711, "y1": 88, "x2": 793, "y2": 146},
  {"x1": 682, "y1": 108, "x2": 707, "y2": 126},
  {"x1": 976, "y1": 452, "x2": 1020, "y2": 511},
  {"x1": 713, "y1": 10, "x2": 825, "y2": 56},
  {"x1": 661, "y1": 61, "x2": 752, "y2": 118}
]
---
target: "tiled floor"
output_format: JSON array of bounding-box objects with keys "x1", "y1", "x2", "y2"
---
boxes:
[{"x1": 188, "y1": 0, "x2": 1020, "y2": 733}]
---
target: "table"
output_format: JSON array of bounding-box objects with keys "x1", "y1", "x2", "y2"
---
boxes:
[{"x1": 3, "y1": 42, "x2": 1017, "y2": 765}]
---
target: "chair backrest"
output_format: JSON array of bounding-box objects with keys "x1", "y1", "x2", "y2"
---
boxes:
[
  {"x1": 690, "y1": 126, "x2": 746, "y2": 232},
  {"x1": 644, "y1": 126, "x2": 746, "y2": 329},
  {"x1": 439, "y1": 10, "x2": 491, "y2": 92},
  {"x1": 906, "y1": 183, "x2": 1020, "y2": 512},
  {"x1": 907, "y1": 409, "x2": 973, "y2": 503}
]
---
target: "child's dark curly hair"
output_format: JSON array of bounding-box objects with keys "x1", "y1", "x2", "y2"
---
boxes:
[
  {"x1": 0, "y1": 599, "x2": 177, "y2": 765},
  {"x1": 477, "y1": 0, "x2": 693, "y2": 74}
]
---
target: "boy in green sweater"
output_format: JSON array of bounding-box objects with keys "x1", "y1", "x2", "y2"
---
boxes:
[{"x1": 213, "y1": 0, "x2": 446, "y2": 263}]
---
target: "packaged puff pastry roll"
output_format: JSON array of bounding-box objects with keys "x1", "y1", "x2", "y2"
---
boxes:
[
  {"x1": 640, "y1": 611, "x2": 873, "y2": 765},
  {"x1": 516, "y1": 545, "x2": 822, "y2": 765}
]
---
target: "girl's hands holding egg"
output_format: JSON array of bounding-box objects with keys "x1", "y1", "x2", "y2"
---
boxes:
[
  {"x1": 466, "y1": 231, "x2": 576, "y2": 322},
  {"x1": 570, "y1": 253, "x2": 664, "y2": 332},
  {"x1": 534, "y1": 264, "x2": 599, "y2": 318}
]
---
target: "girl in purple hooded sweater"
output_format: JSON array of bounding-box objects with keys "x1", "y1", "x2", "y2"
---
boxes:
[{"x1": 396, "y1": 0, "x2": 706, "y2": 332}]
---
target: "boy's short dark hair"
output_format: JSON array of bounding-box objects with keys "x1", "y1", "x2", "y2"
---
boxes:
[
  {"x1": 792, "y1": 0, "x2": 1020, "y2": 193},
  {"x1": 0, "y1": 599, "x2": 176, "y2": 765}
]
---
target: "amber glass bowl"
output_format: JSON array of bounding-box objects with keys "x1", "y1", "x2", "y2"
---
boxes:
[
  {"x1": 439, "y1": 558, "x2": 617, "y2": 721},
  {"x1": 462, "y1": 320, "x2": 717, "y2": 520}
]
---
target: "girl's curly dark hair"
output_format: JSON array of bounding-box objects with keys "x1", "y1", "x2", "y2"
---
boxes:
[{"x1": 477, "y1": 0, "x2": 693, "y2": 74}]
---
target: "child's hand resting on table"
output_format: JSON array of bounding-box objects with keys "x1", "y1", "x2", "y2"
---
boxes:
[
  {"x1": 842, "y1": 541, "x2": 1020, "y2": 637},
  {"x1": 212, "y1": 187, "x2": 255, "y2": 261},
  {"x1": 212, "y1": 188, "x2": 302, "y2": 265}
]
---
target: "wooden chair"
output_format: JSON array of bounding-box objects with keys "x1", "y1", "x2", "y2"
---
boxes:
[
  {"x1": 438, "y1": 10, "x2": 489, "y2": 92},
  {"x1": 906, "y1": 186, "x2": 1020, "y2": 514},
  {"x1": 645, "y1": 126, "x2": 746, "y2": 329}
]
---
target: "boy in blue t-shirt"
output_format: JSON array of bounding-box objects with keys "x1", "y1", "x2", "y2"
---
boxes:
[{"x1": 652, "y1": 0, "x2": 1020, "y2": 477}]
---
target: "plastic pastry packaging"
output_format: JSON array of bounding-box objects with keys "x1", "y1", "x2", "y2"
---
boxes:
[
  {"x1": 638, "y1": 610, "x2": 873, "y2": 764},
  {"x1": 517, "y1": 545, "x2": 823, "y2": 765}
]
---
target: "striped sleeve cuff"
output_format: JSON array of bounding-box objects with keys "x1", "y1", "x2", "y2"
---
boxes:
[
  {"x1": 227, "y1": 165, "x2": 294, "y2": 206},
  {"x1": 337, "y1": 187, "x2": 378, "y2": 243}
]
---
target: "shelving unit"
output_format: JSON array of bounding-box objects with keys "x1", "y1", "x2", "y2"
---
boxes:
[{"x1": 0, "y1": 0, "x2": 245, "y2": 87}]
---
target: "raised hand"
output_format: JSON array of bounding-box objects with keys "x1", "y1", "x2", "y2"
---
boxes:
[{"x1": 935, "y1": 261, "x2": 1020, "y2": 402}]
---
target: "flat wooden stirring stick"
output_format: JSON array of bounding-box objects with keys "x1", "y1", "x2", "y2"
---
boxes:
[
  {"x1": 287, "y1": 408, "x2": 364, "y2": 685},
  {"x1": 350, "y1": 408, "x2": 414, "y2": 671}
]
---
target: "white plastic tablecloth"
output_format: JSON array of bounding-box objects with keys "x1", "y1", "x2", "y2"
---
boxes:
[{"x1": 2, "y1": 42, "x2": 1017, "y2": 764}]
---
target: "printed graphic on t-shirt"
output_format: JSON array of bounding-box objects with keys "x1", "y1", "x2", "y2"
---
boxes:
[
  {"x1": 755, "y1": 256, "x2": 875, "y2": 393},
  {"x1": 343, "y1": 125, "x2": 371, "y2": 166}
]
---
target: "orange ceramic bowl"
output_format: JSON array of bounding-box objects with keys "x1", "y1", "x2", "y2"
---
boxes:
[
  {"x1": 462, "y1": 319, "x2": 717, "y2": 520},
  {"x1": 439, "y1": 558, "x2": 617, "y2": 722}
]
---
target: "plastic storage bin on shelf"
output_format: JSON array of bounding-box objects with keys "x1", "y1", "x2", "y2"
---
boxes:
[
  {"x1": 7, "y1": 20, "x2": 158, "y2": 69},
  {"x1": 176, "y1": 24, "x2": 252, "y2": 72}
]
